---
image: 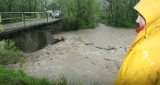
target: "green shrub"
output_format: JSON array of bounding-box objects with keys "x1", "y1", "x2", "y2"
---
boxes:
[
  {"x1": 57, "y1": 0, "x2": 100, "y2": 30},
  {"x1": 0, "y1": 40, "x2": 24, "y2": 65}
]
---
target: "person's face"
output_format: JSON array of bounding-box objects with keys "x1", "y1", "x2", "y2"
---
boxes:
[{"x1": 136, "y1": 14, "x2": 146, "y2": 26}]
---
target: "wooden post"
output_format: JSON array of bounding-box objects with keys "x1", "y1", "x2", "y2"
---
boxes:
[
  {"x1": 37, "y1": 13, "x2": 40, "y2": 18},
  {"x1": 10, "y1": 14, "x2": 12, "y2": 23},
  {"x1": 22, "y1": 13, "x2": 24, "y2": 21},
  {"x1": 23, "y1": 13, "x2": 26, "y2": 28},
  {"x1": 46, "y1": 13, "x2": 48, "y2": 23},
  {"x1": 0, "y1": 13, "x2": 3, "y2": 32}
]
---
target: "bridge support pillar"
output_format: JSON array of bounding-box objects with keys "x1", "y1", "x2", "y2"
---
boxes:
[
  {"x1": 0, "y1": 14, "x2": 3, "y2": 32},
  {"x1": 38, "y1": 31, "x2": 53, "y2": 49},
  {"x1": 15, "y1": 30, "x2": 54, "y2": 52},
  {"x1": 12, "y1": 31, "x2": 38, "y2": 52},
  {"x1": 25, "y1": 31, "x2": 33, "y2": 51}
]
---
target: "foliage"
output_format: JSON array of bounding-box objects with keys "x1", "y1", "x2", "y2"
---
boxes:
[
  {"x1": 100, "y1": 0, "x2": 139, "y2": 28},
  {"x1": 0, "y1": 40, "x2": 24, "y2": 65},
  {"x1": 0, "y1": 65, "x2": 68, "y2": 85},
  {"x1": 0, "y1": 0, "x2": 47, "y2": 12},
  {"x1": 57, "y1": 74, "x2": 68, "y2": 85},
  {"x1": 0, "y1": 0, "x2": 48, "y2": 24},
  {"x1": 53, "y1": 0, "x2": 100, "y2": 30},
  {"x1": 3, "y1": 39, "x2": 20, "y2": 52},
  {"x1": 0, "y1": 0, "x2": 141, "y2": 28}
]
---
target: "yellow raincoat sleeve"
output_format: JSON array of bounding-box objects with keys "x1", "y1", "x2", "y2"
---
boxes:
[
  {"x1": 114, "y1": 36, "x2": 160, "y2": 85},
  {"x1": 114, "y1": 27, "x2": 160, "y2": 85}
]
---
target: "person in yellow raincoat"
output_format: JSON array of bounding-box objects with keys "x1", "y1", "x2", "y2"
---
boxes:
[{"x1": 114, "y1": 0, "x2": 160, "y2": 85}]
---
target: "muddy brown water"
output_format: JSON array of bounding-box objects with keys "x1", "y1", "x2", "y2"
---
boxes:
[{"x1": 12, "y1": 24, "x2": 137, "y2": 85}]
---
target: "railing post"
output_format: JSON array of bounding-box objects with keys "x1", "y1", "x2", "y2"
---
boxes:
[
  {"x1": 22, "y1": 13, "x2": 24, "y2": 21},
  {"x1": 46, "y1": 13, "x2": 48, "y2": 23},
  {"x1": 10, "y1": 14, "x2": 12, "y2": 23},
  {"x1": 0, "y1": 13, "x2": 3, "y2": 32},
  {"x1": 37, "y1": 13, "x2": 40, "y2": 18},
  {"x1": 22, "y1": 13, "x2": 26, "y2": 28}
]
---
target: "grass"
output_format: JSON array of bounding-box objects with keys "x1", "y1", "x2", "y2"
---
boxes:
[{"x1": 0, "y1": 65, "x2": 67, "y2": 85}]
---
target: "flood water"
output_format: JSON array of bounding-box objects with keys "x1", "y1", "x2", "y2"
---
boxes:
[{"x1": 12, "y1": 24, "x2": 137, "y2": 85}]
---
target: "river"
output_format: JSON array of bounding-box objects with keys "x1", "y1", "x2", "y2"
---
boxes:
[{"x1": 13, "y1": 24, "x2": 137, "y2": 85}]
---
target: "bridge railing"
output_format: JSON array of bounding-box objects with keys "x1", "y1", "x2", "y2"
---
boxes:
[{"x1": 0, "y1": 12, "x2": 51, "y2": 32}]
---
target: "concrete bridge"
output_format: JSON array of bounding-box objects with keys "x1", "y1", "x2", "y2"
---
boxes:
[{"x1": 0, "y1": 12, "x2": 62, "y2": 52}]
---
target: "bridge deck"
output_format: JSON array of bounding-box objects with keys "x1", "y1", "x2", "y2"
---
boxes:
[{"x1": 0, "y1": 17, "x2": 60, "y2": 34}]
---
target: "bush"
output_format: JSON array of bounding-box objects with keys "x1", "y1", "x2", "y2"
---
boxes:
[
  {"x1": 0, "y1": 39, "x2": 24, "y2": 65},
  {"x1": 57, "y1": 0, "x2": 100, "y2": 30}
]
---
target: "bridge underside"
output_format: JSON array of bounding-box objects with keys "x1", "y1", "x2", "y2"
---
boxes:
[{"x1": 0, "y1": 20, "x2": 62, "y2": 52}]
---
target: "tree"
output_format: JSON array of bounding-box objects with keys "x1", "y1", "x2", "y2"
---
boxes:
[
  {"x1": 101, "y1": 0, "x2": 139, "y2": 27},
  {"x1": 0, "y1": 0, "x2": 50, "y2": 23},
  {"x1": 52, "y1": 0, "x2": 100, "y2": 30},
  {"x1": 0, "y1": 0, "x2": 48, "y2": 12},
  {"x1": 0, "y1": 0, "x2": 7, "y2": 12}
]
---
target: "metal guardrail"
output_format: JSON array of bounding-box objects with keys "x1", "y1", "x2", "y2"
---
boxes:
[{"x1": 0, "y1": 12, "x2": 50, "y2": 32}]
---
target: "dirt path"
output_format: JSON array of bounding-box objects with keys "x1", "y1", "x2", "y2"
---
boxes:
[{"x1": 15, "y1": 24, "x2": 137, "y2": 85}]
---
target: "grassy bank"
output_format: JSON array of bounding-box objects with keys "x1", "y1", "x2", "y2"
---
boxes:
[{"x1": 0, "y1": 65, "x2": 67, "y2": 85}]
